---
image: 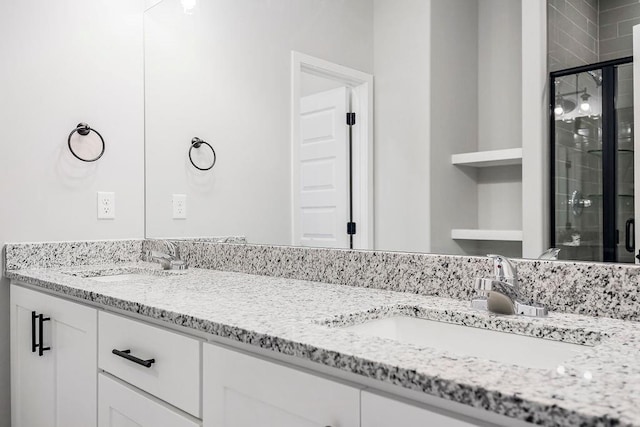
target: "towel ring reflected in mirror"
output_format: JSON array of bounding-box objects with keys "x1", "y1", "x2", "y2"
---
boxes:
[
  {"x1": 189, "y1": 137, "x2": 216, "y2": 171},
  {"x1": 67, "y1": 122, "x2": 105, "y2": 162}
]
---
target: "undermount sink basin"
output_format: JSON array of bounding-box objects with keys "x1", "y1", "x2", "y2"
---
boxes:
[{"x1": 343, "y1": 316, "x2": 590, "y2": 370}]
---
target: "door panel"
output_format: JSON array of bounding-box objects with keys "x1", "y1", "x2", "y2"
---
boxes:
[
  {"x1": 11, "y1": 300, "x2": 55, "y2": 427},
  {"x1": 294, "y1": 87, "x2": 350, "y2": 248},
  {"x1": 11, "y1": 284, "x2": 97, "y2": 427},
  {"x1": 202, "y1": 344, "x2": 360, "y2": 427}
]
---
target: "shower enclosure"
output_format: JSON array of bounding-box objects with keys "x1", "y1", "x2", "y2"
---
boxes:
[{"x1": 550, "y1": 57, "x2": 634, "y2": 263}]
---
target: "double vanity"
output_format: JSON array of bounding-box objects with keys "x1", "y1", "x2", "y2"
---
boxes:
[{"x1": 4, "y1": 239, "x2": 640, "y2": 427}]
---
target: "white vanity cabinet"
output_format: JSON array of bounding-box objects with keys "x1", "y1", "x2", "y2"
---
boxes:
[
  {"x1": 361, "y1": 391, "x2": 481, "y2": 427},
  {"x1": 9, "y1": 284, "x2": 509, "y2": 427},
  {"x1": 10, "y1": 285, "x2": 98, "y2": 427},
  {"x1": 202, "y1": 344, "x2": 361, "y2": 427}
]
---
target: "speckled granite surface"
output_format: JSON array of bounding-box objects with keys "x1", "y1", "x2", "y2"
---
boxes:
[
  {"x1": 177, "y1": 242, "x2": 640, "y2": 321},
  {"x1": 4, "y1": 240, "x2": 143, "y2": 270},
  {"x1": 5, "y1": 263, "x2": 640, "y2": 427},
  {"x1": 7, "y1": 239, "x2": 640, "y2": 321},
  {"x1": 6, "y1": 239, "x2": 640, "y2": 321}
]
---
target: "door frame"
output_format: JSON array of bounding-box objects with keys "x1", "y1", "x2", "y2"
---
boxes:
[{"x1": 291, "y1": 51, "x2": 374, "y2": 250}]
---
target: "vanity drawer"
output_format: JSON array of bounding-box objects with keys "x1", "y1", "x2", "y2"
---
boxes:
[
  {"x1": 98, "y1": 311, "x2": 201, "y2": 417},
  {"x1": 98, "y1": 374, "x2": 200, "y2": 427}
]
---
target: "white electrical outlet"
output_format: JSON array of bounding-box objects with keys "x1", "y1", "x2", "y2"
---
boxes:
[
  {"x1": 172, "y1": 194, "x2": 187, "y2": 219},
  {"x1": 97, "y1": 192, "x2": 115, "y2": 219}
]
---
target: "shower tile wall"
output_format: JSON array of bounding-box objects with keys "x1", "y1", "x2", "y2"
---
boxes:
[
  {"x1": 600, "y1": 0, "x2": 640, "y2": 61},
  {"x1": 549, "y1": 0, "x2": 640, "y2": 71},
  {"x1": 548, "y1": 0, "x2": 599, "y2": 72}
]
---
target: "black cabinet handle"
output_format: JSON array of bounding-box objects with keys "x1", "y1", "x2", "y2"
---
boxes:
[
  {"x1": 626, "y1": 218, "x2": 635, "y2": 253},
  {"x1": 31, "y1": 311, "x2": 37, "y2": 353},
  {"x1": 112, "y1": 349, "x2": 155, "y2": 368},
  {"x1": 38, "y1": 314, "x2": 51, "y2": 356},
  {"x1": 31, "y1": 311, "x2": 51, "y2": 356}
]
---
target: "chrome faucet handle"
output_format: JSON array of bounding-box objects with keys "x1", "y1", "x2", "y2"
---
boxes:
[
  {"x1": 538, "y1": 248, "x2": 560, "y2": 260},
  {"x1": 487, "y1": 254, "x2": 517, "y2": 287}
]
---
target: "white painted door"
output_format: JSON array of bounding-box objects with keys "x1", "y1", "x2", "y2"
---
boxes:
[
  {"x1": 294, "y1": 86, "x2": 350, "y2": 248},
  {"x1": 361, "y1": 391, "x2": 482, "y2": 427},
  {"x1": 633, "y1": 25, "x2": 640, "y2": 263},
  {"x1": 10, "y1": 284, "x2": 97, "y2": 427},
  {"x1": 98, "y1": 374, "x2": 200, "y2": 427},
  {"x1": 202, "y1": 344, "x2": 360, "y2": 427}
]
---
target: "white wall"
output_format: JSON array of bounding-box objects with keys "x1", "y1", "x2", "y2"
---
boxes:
[
  {"x1": 477, "y1": 0, "x2": 522, "y2": 152},
  {"x1": 144, "y1": 0, "x2": 373, "y2": 244},
  {"x1": 373, "y1": 0, "x2": 432, "y2": 253},
  {"x1": 0, "y1": 0, "x2": 146, "y2": 424},
  {"x1": 428, "y1": 0, "x2": 480, "y2": 255}
]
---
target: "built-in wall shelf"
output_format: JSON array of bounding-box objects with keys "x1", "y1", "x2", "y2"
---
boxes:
[
  {"x1": 451, "y1": 229, "x2": 523, "y2": 242},
  {"x1": 451, "y1": 148, "x2": 523, "y2": 167}
]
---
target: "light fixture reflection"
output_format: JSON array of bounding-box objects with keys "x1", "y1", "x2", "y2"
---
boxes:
[
  {"x1": 554, "y1": 105, "x2": 564, "y2": 116},
  {"x1": 580, "y1": 93, "x2": 591, "y2": 113}
]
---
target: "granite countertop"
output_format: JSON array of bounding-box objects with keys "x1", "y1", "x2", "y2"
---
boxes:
[{"x1": 6, "y1": 263, "x2": 640, "y2": 427}]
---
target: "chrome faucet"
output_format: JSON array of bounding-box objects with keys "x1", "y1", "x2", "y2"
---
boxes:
[
  {"x1": 146, "y1": 240, "x2": 188, "y2": 270},
  {"x1": 471, "y1": 254, "x2": 547, "y2": 317}
]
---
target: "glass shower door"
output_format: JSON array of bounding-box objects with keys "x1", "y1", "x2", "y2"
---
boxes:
[
  {"x1": 551, "y1": 58, "x2": 635, "y2": 263},
  {"x1": 552, "y1": 71, "x2": 604, "y2": 262}
]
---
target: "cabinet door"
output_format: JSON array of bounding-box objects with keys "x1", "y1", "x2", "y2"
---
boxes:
[
  {"x1": 10, "y1": 284, "x2": 97, "y2": 427},
  {"x1": 98, "y1": 374, "x2": 200, "y2": 427},
  {"x1": 202, "y1": 344, "x2": 360, "y2": 427},
  {"x1": 361, "y1": 391, "x2": 481, "y2": 427}
]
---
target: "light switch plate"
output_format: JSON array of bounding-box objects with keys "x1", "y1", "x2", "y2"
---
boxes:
[
  {"x1": 172, "y1": 194, "x2": 187, "y2": 219},
  {"x1": 97, "y1": 192, "x2": 115, "y2": 219}
]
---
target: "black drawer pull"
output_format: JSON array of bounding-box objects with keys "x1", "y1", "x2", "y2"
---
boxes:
[
  {"x1": 31, "y1": 311, "x2": 37, "y2": 353},
  {"x1": 112, "y1": 349, "x2": 155, "y2": 368},
  {"x1": 38, "y1": 315, "x2": 51, "y2": 356},
  {"x1": 31, "y1": 311, "x2": 51, "y2": 356}
]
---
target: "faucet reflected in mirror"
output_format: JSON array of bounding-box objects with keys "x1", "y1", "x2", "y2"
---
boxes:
[{"x1": 145, "y1": 240, "x2": 188, "y2": 270}]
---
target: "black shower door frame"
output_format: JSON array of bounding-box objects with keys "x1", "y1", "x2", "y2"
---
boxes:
[{"x1": 549, "y1": 56, "x2": 633, "y2": 262}]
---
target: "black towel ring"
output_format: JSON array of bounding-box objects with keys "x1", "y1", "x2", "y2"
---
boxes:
[
  {"x1": 189, "y1": 137, "x2": 216, "y2": 171},
  {"x1": 68, "y1": 123, "x2": 105, "y2": 162}
]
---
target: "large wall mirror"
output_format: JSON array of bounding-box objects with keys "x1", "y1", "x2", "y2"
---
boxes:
[{"x1": 144, "y1": 0, "x2": 638, "y2": 264}]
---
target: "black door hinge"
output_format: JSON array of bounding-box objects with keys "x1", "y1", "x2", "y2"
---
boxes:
[
  {"x1": 346, "y1": 112, "x2": 356, "y2": 126},
  {"x1": 347, "y1": 222, "x2": 357, "y2": 235}
]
